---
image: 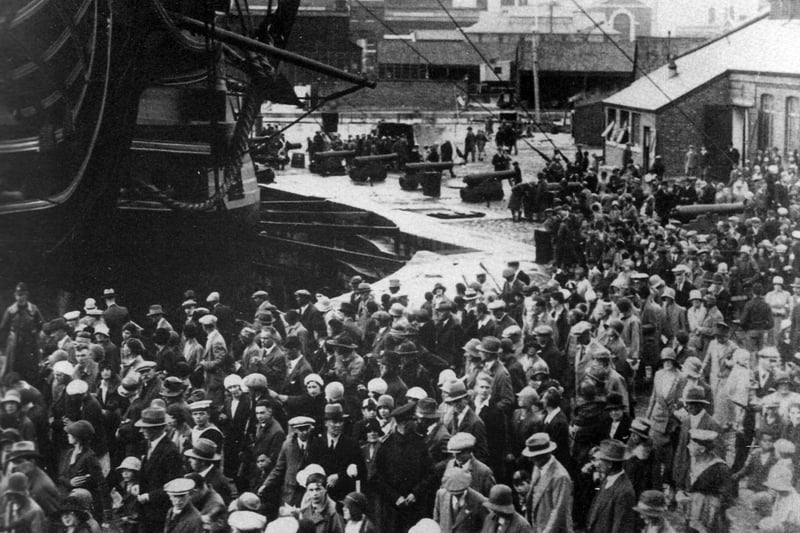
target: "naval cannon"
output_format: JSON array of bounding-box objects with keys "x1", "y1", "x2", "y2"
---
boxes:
[
  {"x1": 349, "y1": 153, "x2": 398, "y2": 183},
  {"x1": 400, "y1": 161, "x2": 454, "y2": 196},
  {"x1": 460, "y1": 170, "x2": 509, "y2": 203},
  {"x1": 309, "y1": 150, "x2": 357, "y2": 176},
  {"x1": 671, "y1": 201, "x2": 747, "y2": 222}
]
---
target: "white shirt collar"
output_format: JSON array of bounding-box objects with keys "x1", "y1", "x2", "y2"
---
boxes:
[
  {"x1": 544, "y1": 407, "x2": 561, "y2": 424},
  {"x1": 604, "y1": 470, "x2": 623, "y2": 488}
]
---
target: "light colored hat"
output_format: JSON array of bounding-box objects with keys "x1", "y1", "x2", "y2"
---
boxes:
[
  {"x1": 572, "y1": 321, "x2": 592, "y2": 335},
  {"x1": 64, "y1": 311, "x2": 81, "y2": 321},
  {"x1": 367, "y1": 378, "x2": 388, "y2": 394},
  {"x1": 188, "y1": 400, "x2": 213, "y2": 412},
  {"x1": 775, "y1": 438, "x2": 796, "y2": 455},
  {"x1": 296, "y1": 464, "x2": 326, "y2": 488},
  {"x1": 688, "y1": 428, "x2": 719, "y2": 445},
  {"x1": 773, "y1": 276, "x2": 784, "y2": 285},
  {"x1": 304, "y1": 373, "x2": 324, "y2": 388},
  {"x1": 92, "y1": 323, "x2": 110, "y2": 337},
  {"x1": 522, "y1": 433, "x2": 557, "y2": 457},
  {"x1": 661, "y1": 287, "x2": 676, "y2": 300},
  {"x1": 163, "y1": 478, "x2": 195, "y2": 495},
  {"x1": 444, "y1": 380, "x2": 469, "y2": 403},
  {"x1": 66, "y1": 380, "x2": 89, "y2": 396},
  {"x1": 228, "y1": 510, "x2": 267, "y2": 532},
  {"x1": 117, "y1": 457, "x2": 142, "y2": 471},
  {"x1": 389, "y1": 303, "x2": 405, "y2": 317},
  {"x1": 441, "y1": 468, "x2": 472, "y2": 492},
  {"x1": 409, "y1": 518, "x2": 442, "y2": 533},
  {"x1": 198, "y1": 314, "x2": 217, "y2": 326},
  {"x1": 487, "y1": 300, "x2": 506, "y2": 310},
  {"x1": 406, "y1": 387, "x2": 427, "y2": 400},
  {"x1": 447, "y1": 432, "x2": 477, "y2": 452},
  {"x1": 53, "y1": 361, "x2": 75, "y2": 376},
  {"x1": 206, "y1": 291, "x2": 220, "y2": 303},
  {"x1": 688, "y1": 290, "x2": 702, "y2": 301},
  {"x1": 223, "y1": 374, "x2": 243, "y2": 389},
  {"x1": 288, "y1": 416, "x2": 315, "y2": 428},
  {"x1": 438, "y1": 369, "x2": 457, "y2": 387}
]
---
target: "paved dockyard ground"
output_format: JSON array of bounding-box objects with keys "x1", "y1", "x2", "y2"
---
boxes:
[{"x1": 267, "y1": 124, "x2": 760, "y2": 533}]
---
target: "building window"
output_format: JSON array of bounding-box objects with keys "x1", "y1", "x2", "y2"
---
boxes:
[
  {"x1": 787, "y1": 97, "x2": 800, "y2": 153},
  {"x1": 631, "y1": 112, "x2": 641, "y2": 146},
  {"x1": 708, "y1": 7, "x2": 716, "y2": 23},
  {"x1": 759, "y1": 93, "x2": 775, "y2": 150},
  {"x1": 605, "y1": 108, "x2": 616, "y2": 141},
  {"x1": 614, "y1": 110, "x2": 630, "y2": 143},
  {"x1": 612, "y1": 12, "x2": 633, "y2": 41}
]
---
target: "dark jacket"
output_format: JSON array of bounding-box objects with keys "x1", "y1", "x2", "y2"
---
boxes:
[
  {"x1": 586, "y1": 471, "x2": 636, "y2": 533},
  {"x1": 139, "y1": 435, "x2": 184, "y2": 530},
  {"x1": 164, "y1": 502, "x2": 204, "y2": 533},
  {"x1": 306, "y1": 432, "x2": 365, "y2": 502}
]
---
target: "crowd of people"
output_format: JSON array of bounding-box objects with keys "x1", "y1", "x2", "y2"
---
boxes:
[{"x1": 2, "y1": 139, "x2": 800, "y2": 533}]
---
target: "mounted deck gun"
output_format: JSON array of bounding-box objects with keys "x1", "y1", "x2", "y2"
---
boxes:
[
  {"x1": 460, "y1": 170, "x2": 510, "y2": 203},
  {"x1": 349, "y1": 153, "x2": 398, "y2": 183},
  {"x1": 309, "y1": 149, "x2": 357, "y2": 176},
  {"x1": 400, "y1": 161, "x2": 454, "y2": 194}
]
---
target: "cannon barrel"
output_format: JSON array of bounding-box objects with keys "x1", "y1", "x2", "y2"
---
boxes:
[
  {"x1": 352, "y1": 153, "x2": 398, "y2": 165},
  {"x1": 313, "y1": 150, "x2": 357, "y2": 159},
  {"x1": 284, "y1": 142, "x2": 302, "y2": 151},
  {"x1": 672, "y1": 202, "x2": 746, "y2": 220},
  {"x1": 404, "y1": 161, "x2": 454, "y2": 173},
  {"x1": 463, "y1": 170, "x2": 515, "y2": 187}
]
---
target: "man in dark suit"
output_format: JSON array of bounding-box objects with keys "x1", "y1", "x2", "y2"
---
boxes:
[
  {"x1": 432, "y1": 468, "x2": 487, "y2": 533},
  {"x1": 135, "y1": 408, "x2": 184, "y2": 533},
  {"x1": 542, "y1": 387, "x2": 571, "y2": 473},
  {"x1": 262, "y1": 416, "x2": 315, "y2": 507},
  {"x1": 444, "y1": 381, "x2": 490, "y2": 464},
  {"x1": 586, "y1": 439, "x2": 636, "y2": 533},
  {"x1": 532, "y1": 325, "x2": 567, "y2": 388},
  {"x1": 415, "y1": 398, "x2": 451, "y2": 464},
  {"x1": 305, "y1": 403, "x2": 364, "y2": 502},
  {"x1": 184, "y1": 438, "x2": 233, "y2": 505},
  {"x1": 295, "y1": 290, "x2": 327, "y2": 341},
  {"x1": 247, "y1": 399, "x2": 285, "y2": 485},
  {"x1": 434, "y1": 301, "x2": 465, "y2": 372},
  {"x1": 163, "y1": 478, "x2": 203, "y2": 533},
  {"x1": 282, "y1": 336, "x2": 313, "y2": 396},
  {"x1": 220, "y1": 374, "x2": 251, "y2": 483},
  {"x1": 101, "y1": 288, "x2": 129, "y2": 345}
]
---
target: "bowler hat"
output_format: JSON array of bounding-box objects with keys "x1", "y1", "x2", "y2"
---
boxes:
[
  {"x1": 6, "y1": 440, "x2": 41, "y2": 462},
  {"x1": 415, "y1": 398, "x2": 440, "y2": 419},
  {"x1": 605, "y1": 393, "x2": 625, "y2": 411},
  {"x1": 134, "y1": 407, "x2": 167, "y2": 427},
  {"x1": 483, "y1": 485, "x2": 515, "y2": 515},
  {"x1": 593, "y1": 439, "x2": 627, "y2": 462},
  {"x1": 184, "y1": 438, "x2": 222, "y2": 462},
  {"x1": 633, "y1": 490, "x2": 668, "y2": 517},
  {"x1": 476, "y1": 336, "x2": 502, "y2": 355},
  {"x1": 684, "y1": 387, "x2": 710, "y2": 404},
  {"x1": 324, "y1": 403, "x2": 348, "y2": 420},
  {"x1": 5, "y1": 472, "x2": 28, "y2": 495}
]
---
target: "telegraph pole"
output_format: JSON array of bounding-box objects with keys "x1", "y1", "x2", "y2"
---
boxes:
[{"x1": 532, "y1": 32, "x2": 541, "y2": 124}]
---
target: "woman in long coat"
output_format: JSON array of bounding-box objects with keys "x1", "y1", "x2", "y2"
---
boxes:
[
  {"x1": 57, "y1": 421, "x2": 110, "y2": 523},
  {"x1": 679, "y1": 429, "x2": 732, "y2": 533}
]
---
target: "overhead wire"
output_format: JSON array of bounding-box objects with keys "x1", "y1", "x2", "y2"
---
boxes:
[
  {"x1": 567, "y1": 0, "x2": 739, "y2": 167},
  {"x1": 350, "y1": 0, "x2": 559, "y2": 163},
  {"x1": 431, "y1": 0, "x2": 570, "y2": 162}
]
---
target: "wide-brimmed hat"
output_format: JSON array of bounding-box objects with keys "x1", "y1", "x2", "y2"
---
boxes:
[
  {"x1": 147, "y1": 304, "x2": 165, "y2": 317},
  {"x1": 327, "y1": 333, "x2": 358, "y2": 350},
  {"x1": 134, "y1": 407, "x2": 167, "y2": 427},
  {"x1": 117, "y1": 375, "x2": 140, "y2": 398},
  {"x1": 522, "y1": 433, "x2": 557, "y2": 457},
  {"x1": 6, "y1": 441, "x2": 40, "y2": 462},
  {"x1": 476, "y1": 336, "x2": 502, "y2": 355},
  {"x1": 633, "y1": 490, "x2": 668, "y2": 517},
  {"x1": 184, "y1": 438, "x2": 221, "y2": 462},
  {"x1": 684, "y1": 387, "x2": 710, "y2": 404},
  {"x1": 324, "y1": 403, "x2": 348, "y2": 420},
  {"x1": 483, "y1": 484, "x2": 515, "y2": 515},
  {"x1": 1, "y1": 390, "x2": 21, "y2": 405},
  {"x1": 593, "y1": 439, "x2": 627, "y2": 462},
  {"x1": 443, "y1": 380, "x2": 469, "y2": 403},
  {"x1": 415, "y1": 398, "x2": 440, "y2": 419}
]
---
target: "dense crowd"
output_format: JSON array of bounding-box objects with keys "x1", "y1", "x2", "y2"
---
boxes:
[{"x1": 2, "y1": 141, "x2": 800, "y2": 533}]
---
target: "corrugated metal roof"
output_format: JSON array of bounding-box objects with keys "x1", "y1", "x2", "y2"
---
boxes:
[{"x1": 603, "y1": 13, "x2": 800, "y2": 112}]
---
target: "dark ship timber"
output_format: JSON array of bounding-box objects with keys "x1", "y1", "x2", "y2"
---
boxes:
[{"x1": 0, "y1": 0, "x2": 374, "y2": 281}]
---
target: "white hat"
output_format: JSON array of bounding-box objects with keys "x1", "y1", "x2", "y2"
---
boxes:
[
  {"x1": 66, "y1": 380, "x2": 89, "y2": 396},
  {"x1": 198, "y1": 314, "x2": 217, "y2": 326},
  {"x1": 53, "y1": 361, "x2": 75, "y2": 376},
  {"x1": 406, "y1": 387, "x2": 428, "y2": 400},
  {"x1": 367, "y1": 378, "x2": 388, "y2": 394},
  {"x1": 228, "y1": 511, "x2": 268, "y2": 532},
  {"x1": 93, "y1": 323, "x2": 110, "y2": 337},
  {"x1": 304, "y1": 373, "x2": 324, "y2": 388},
  {"x1": 116, "y1": 457, "x2": 142, "y2": 471},
  {"x1": 223, "y1": 374, "x2": 243, "y2": 389},
  {"x1": 296, "y1": 464, "x2": 326, "y2": 488},
  {"x1": 773, "y1": 276, "x2": 784, "y2": 285},
  {"x1": 487, "y1": 300, "x2": 505, "y2": 310},
  {"x1": 206, "y1": 291, "x2": 220, "y2": 303},
  {"x1": 265, "y1": 517, "x2": 299, "y2": 533},
  {"x1": 63, "y1": 311, "x2": 81, "y2": 321}
]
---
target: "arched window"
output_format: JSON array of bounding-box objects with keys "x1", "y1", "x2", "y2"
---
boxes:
[
  {"x1": 759, "y1": 94, "x2": 775, "y2": 150},
  {"x1": 787, "y1": 97, "x2": 800, "y2": 153},
  {"x1": 612, "y1": 13, "x2": 633, "y2": 41}
]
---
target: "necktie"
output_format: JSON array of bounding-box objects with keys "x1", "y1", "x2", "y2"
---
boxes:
[
  {"x1": 329, "y1": 439, "x2": 336, "y2": 451},
  {"x1": 452, "y1": 495, "x2": 461, "y2": 517},
  {"x1": 257, "y1": 424, "x2": 264, "y2": 440}
]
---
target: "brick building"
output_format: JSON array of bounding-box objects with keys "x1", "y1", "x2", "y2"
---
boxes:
[{"x1": 602, "y1": 0, "x2": 800, "y2": 179}]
